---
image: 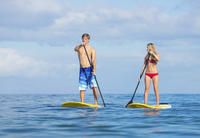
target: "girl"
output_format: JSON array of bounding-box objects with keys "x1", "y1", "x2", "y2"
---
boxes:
[{"x1": 143, "y1": 43, "x2": 160, "y2": 105}]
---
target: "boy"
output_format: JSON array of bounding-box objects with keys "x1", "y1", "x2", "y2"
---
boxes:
[{"x1": 74, "y1": 33, "x2": 98, "y2": 105}]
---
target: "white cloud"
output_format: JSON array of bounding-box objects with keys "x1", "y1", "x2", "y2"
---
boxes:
[
  {"x1": 0, "y1": 48, "x2": 48, "y2": 77},
  {"x1": 159, "y1": 47, "x2": 200, "y2": 66},
  {"x1": 0, "y1": 48, "x2": 78, "y2": 77},
  {"x1": 0, "y1": 0, "x2": 200, "y2": 46},
  {"x1": 0, "y1": 0, "x2": 66, "y2": 14}
]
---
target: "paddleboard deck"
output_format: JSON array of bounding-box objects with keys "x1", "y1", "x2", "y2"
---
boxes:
[
  {"x1": 127, "y1": 103, "x2": 171, "y2": 109},
  {"x1": 61, "y1": 101, "x2": 102, "y2": 108}
]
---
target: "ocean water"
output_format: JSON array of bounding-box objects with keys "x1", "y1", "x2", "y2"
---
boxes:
[{"x1": 0, "y1": 93, "x2": 200, "y2": 138}]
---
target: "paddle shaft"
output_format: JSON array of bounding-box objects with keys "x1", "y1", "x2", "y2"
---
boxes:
[
  {"x1": 83, "y1": 45, "x2": 106, "y2": 107},
  {"x1": 126, "y1": 54, "x2": 150, "y2": 107}
]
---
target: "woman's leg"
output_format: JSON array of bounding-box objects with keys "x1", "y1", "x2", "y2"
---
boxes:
[
  {"x1": 152, "y1": 75, "x2": 159, "y2": 105},
  {"x1": 144, "y1": 75, "x2": 151, "y2": 104}
]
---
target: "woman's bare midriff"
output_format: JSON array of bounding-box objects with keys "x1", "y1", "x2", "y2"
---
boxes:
[{"x1": 146, "y1": 63, "x2": 158, "y2": 73}]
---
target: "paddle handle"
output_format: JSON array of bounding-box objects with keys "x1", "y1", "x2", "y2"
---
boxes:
[
  {"x1": 83, "y1": 45, "x2": 106, "y2": 107},
  {"x1": 126, "y1": 54, "x2": 150, "y2": 107},
  {"x1": 94, "y1": 75, "x2": 106, "y2": 107}
]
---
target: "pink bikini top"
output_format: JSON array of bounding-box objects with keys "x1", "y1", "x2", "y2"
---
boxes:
[{"x1": 145, "y1": 56, "x2": 157, "y2": 64}]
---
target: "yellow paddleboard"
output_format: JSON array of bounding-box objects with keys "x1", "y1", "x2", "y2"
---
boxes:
[
  {"x1": 127, "y1": 103, "x2": 171, "y2": 109},
  {"x1": 61, "y1": 101, "x2": 102, "y2": 108}
]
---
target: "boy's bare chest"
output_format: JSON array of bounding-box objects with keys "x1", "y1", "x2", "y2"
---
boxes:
[{"x1": 78, "y1": 47, "x2": 91, "y2": 56}]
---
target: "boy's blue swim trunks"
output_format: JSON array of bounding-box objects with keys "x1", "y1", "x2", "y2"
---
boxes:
[{"x1": 79, "y1": 66, "x2": 97, "y2": 91}]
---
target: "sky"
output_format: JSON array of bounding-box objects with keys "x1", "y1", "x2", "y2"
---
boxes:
[{"x1": 0, "y1": 0, "x2": 200, "y2": 94}]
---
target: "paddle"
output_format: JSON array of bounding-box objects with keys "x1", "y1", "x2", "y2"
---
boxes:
[
  {"x1": 125, "y1": 53, "x2": 150, "y2": 108},
  {"x1": 83, "y1": 45, "x2": 106, "y2": 107}
]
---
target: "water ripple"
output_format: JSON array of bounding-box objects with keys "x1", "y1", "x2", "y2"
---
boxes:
[{"x1": 0, "y1": 94, "x2": 200, "y2": 137}]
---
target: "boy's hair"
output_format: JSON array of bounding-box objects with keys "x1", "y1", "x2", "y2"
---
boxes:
[{"x1": 82, "y1": 33, "x2": 90, "y2": 40}]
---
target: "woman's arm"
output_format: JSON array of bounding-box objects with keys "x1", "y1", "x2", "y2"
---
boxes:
[
  {"x1": 139, "y1": 63, "x2": 146, "y2": 81},
  {"x1": 149, "y1": 51, "x2": 160, "y2": 61},
  {"x1": 139, "y1": 56, "x2": 148, "y2": 81}
]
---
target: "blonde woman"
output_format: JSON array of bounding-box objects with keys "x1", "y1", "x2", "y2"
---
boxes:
[{"x1": 143, "y1": 43, "x2": 160, "y2": 105}]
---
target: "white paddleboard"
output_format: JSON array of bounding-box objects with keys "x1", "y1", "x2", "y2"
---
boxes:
[{"x1": 127, "y1": 103, "x2": 171, "y2": 109}]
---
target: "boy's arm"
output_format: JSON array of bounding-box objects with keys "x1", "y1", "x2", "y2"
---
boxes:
[
  {"x1": 74, "y1": 45, "x2": 80, "y2": 52},
  {"x1": 91, "y1": 48, "x2": 96, "y2": 75}
]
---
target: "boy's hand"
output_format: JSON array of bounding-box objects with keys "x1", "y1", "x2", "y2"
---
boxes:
[
  {"x1": 74, "y1": 45, "x2": 80, "y2": 52},
  {"x1": 92, "y1": 71, "x2": 96, "y2": 75}
]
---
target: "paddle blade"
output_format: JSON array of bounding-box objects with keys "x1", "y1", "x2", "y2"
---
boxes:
[
  {"x1": 125, "y1": 100, "x2": 133, "y2": 108},
  {"x1": 159, "y1": 103, "x2": 169, "y2": 105}
]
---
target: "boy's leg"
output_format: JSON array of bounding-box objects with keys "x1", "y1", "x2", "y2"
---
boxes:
[
  {"x1": 79, "y1": 68, "x2": 88, "y2": 103},
  {"x1": 92, "y1": 87, "x2": 98, "y2": 105},
  {"x1": 80, "y1": 90, "x2": 85, "y2": 103}
]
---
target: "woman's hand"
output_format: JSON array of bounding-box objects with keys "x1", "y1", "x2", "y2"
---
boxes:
[{"x1": 148, "y1": 51, "x2": 154, "y2": 55}]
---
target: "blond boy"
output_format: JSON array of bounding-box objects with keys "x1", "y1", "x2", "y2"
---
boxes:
[{"x1": 74, "y1": 33, "x2": 98, "y2": 105}]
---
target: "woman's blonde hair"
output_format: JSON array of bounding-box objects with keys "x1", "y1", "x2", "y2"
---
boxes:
[
  {"x1": 146, "y1": 43, "x2": 158, "y2": 61},
  {"x1": 147, "y1": 43, "x2": 157, "y2": 54}
]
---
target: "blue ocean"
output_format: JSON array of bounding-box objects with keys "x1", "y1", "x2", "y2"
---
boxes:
[{"x1": 0, "y1": 93, "x2": 200, "y2": 138}]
